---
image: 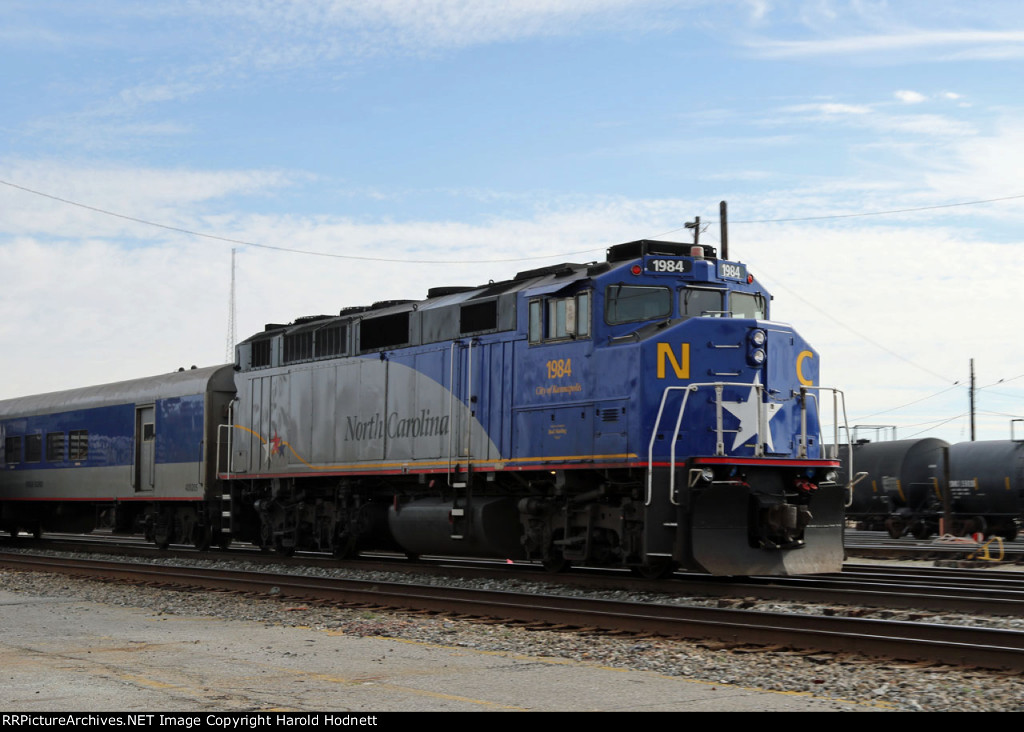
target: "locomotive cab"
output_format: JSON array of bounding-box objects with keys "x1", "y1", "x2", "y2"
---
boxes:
[{"x1": 516, "y1": 240, "x2": 847, "y2": 575}]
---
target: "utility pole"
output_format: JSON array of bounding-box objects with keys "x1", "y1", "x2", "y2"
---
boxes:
[
  {"x1": 685, "y1": 216, "x2": 700, "y2": 247},
  {"x1": 225, "y1": 249, "x2": 236, "y2": 364},
  {"x1": 970, "y1": 358, "x2": 976, "y2": 441}
]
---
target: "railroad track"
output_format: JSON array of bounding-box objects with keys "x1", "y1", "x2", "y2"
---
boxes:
[
  {"x1": 3, "y1": 551, "x2": 1024, "y2": 673},
  {"x1": 845, "y1": 529, "x2": 1024, "y2": 562},
  {"x1": 6, "y1": 534, "x2": 1024, "y2": 616}
]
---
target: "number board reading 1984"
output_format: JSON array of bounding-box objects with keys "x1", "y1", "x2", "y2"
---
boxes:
[
  {"x1": 718, "y1": 262, "x2": 747, "y2": 281},
  {"x1": 646, "y1": 259, "x2": 693, "y2": 274}
]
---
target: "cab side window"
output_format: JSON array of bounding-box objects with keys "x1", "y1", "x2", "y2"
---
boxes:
[{"x1": 529, "y1": 291, "x2": 591, "y2": 343}]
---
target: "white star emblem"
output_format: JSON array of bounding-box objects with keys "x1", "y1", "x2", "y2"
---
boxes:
[{"x1": 721, "y1": 374, "x2": 783, "y2": 452}]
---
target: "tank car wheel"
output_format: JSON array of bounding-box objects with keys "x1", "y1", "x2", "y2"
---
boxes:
[
  {"x1": 885, "y1": 517, "x2": 906, "y2": 539},
  {"x1": 1001, "y1": 527, "x2": 1019, "y2": 542},
  {"x1": 965, "y1": 516, "x2": 987, "y2": 538},
  {"x1": 404, "y1": 551, "x2": 421, "y2": 561},
  {"x1": 910, "y1": 522, "x2": 932, "y2": 540},
  {"x1": 630, "y1": 559, "x2": 677, "y2": 580}
]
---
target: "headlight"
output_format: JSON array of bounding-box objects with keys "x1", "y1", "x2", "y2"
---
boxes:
[{"x1": 747, "y1": 329, "x2": 767, "y2": 367}]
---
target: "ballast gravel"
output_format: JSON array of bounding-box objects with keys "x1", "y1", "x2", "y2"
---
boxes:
[{"x1": 2, "y1": 551, "x2": 1024, "y2": 712}]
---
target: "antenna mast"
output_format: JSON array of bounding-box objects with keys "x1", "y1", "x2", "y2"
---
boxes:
[{"x1": 225, "y1": 249, "x2": 237, "y2": 363}]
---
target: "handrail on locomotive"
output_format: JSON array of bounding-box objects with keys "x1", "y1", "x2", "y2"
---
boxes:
[{"x1": 646, "y1": 382, "x2": 853, "y2": 507}]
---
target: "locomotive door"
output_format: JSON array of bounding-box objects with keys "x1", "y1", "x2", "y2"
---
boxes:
[
  {"x1": 447, "y1": 340, "x2": 506, "y2": 477},
  {"x1": 134, "y1": 404, "x2": 155, "y2": 491},
  {"x1": 447, "y1": 341, "x2": 473, "y2": 478}
]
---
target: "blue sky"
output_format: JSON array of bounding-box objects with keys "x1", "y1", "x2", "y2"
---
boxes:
[{"x1": 3, "y1": 1, "x2": 1024, "y2": 444}]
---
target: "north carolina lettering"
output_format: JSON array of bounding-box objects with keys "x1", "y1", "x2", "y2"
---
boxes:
[{"x1": 345, "y1": 410, "x2": 449, "y2": 442}]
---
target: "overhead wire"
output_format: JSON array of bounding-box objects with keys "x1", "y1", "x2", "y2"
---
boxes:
[
  {"x1": 4, "y1": 177, "x2": 1024, "y2": 264},
  {"x1": 848, "y1": 383, "x2": 964, "y2": 422},
  {"x1": 902, "y1": 413, "x2": 969, "y2": 439},
  {"x1": 695, "y1": 225, "x2": 958, "y2": 387},
  {"x1": 0, "y1": 178, "x2": 599, "y2": 264},
  {"x1": 739, "y1": 260, "x2": 957, "y2": 384}
]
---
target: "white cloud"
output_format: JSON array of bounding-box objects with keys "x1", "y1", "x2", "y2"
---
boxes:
[
  {"x1": 185, "y1": 0, "x2": 691, "y2": 60},
  {"x1": 747, "y1": 29, "x2": 1024, "y2": 59},
  {"x1": 783, "y1": 102, "x2": 873, "y2": 116},
  {"x1": 894, "y1": 90, "x2": 927, "y2": 104},
  {"x1": 922, "y1": 120, "x2": 1024, "y2": 201}
]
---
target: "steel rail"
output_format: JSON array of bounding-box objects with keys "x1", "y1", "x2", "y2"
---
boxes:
[
  {"x1": 3, "y1": 553, "x2": 1024, "y2": 672},
  {"x1": 7, "y1": 537, "x2": 1024, "y2": 616}
]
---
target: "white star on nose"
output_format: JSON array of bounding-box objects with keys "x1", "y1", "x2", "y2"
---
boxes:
[{"x1": 721, "y1": 375, "x2": 783, "y2": 452}]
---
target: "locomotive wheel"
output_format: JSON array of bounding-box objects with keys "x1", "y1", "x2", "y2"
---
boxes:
[
  {"x1": 193, "y1": 525, "x2": 213, "y2": 552},
  {"x1": 541, "y1": 554, "x2": 570, "y2": 573},
  {"x1": 332, "y1": 533, "x2": 358, "y2": 559},
  {"x1": 256, "y1": 523, "x2": 273, "y2": 553},
  {"x1": 273, "y1": 538, "x2": 295, "y2": 557},
  {"x1": 630, "y1": 559, "x2": 676, "y2": 580}
]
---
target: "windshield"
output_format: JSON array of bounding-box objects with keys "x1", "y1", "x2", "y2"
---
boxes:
[
  {"x1": 730, "y1": 292, "x2": 766, "y2": 319},
  {"x1": 605, "y1": 285, "x2": 671, "y2": 324},
  {"x1": 681, "y1": 288, "x2": 724, "y2": 317}
]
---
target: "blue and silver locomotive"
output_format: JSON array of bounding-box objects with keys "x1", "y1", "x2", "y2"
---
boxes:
[
  {"x1": 223, "y1": 239, "x2": 848, "y2": 575},
  {"x1": 1, "y1": 238, "x2": 849, "y2": 576}
]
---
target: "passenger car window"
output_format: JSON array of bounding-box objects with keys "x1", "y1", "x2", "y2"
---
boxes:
[
  {"x1": 69, "y1": 430, "x2": 89, "y2": 461},
  {"x1": 4, "y1": 436, "x2": 22, "y2": 464}
]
